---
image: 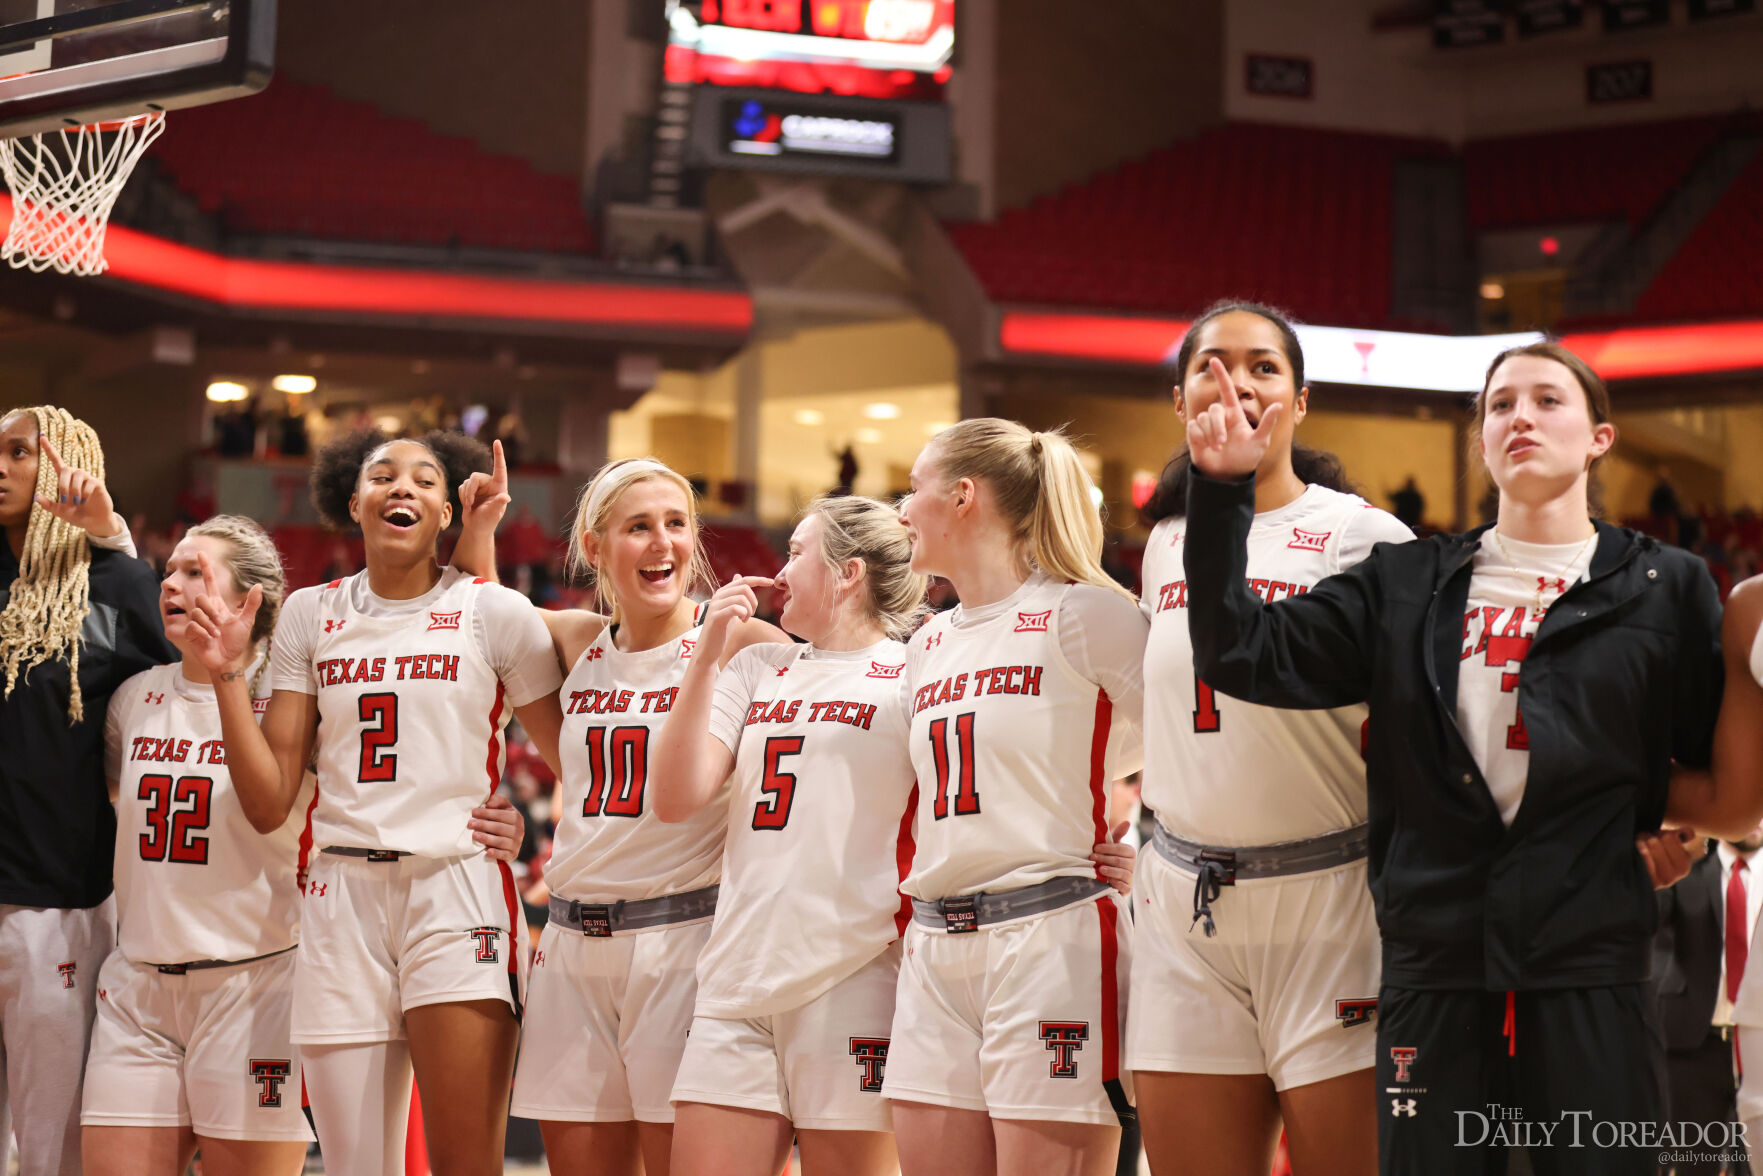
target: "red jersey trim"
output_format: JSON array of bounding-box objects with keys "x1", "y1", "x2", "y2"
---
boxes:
[
  {"x1": 1087, "y1": 690, "x2": 1113, "y2": 876},
  {"x1": 893, "y1": 784, "x2": 919, "y2": 938}
]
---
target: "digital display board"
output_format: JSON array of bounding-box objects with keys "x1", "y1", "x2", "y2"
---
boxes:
[
  {"x1": 689, "y1": 87, "x2": 949, "y2": 182},
  {"x1": 665, "y1": 0, "x2": 955, "y2": 101}
]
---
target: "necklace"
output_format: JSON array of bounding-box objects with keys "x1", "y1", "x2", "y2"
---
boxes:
[{"x1": 1490, "y1": 526, "x2": 1597, "y2": 618}]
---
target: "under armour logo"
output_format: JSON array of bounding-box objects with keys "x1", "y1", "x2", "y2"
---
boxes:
[
  {"x1": 924, "y1": 631, "x2": 942, "y2": 649},
  {"x1": 1391, "y1": 1099, "x2": 1417, "y2": 1117},
  {"x1": 98, "y1": 988, "x2": 108, "y2": 1002},
  {"x1": 1038, "y1": 1021, "x2": 1089, "y2": 1078},
  {"x1": 775, "y1": 666, "x2": 790, "y2": 676},
  {"x1": 144, "y1": 691, "x2": 165, "y2": 705},
  {"x1": 680, "y1": 639, "x2": 696, "y2": 660},
  {"x1": 1536, "y1": 576, "x2": 1567, "y2": 595},
  {"x1": 849, "y1": 1037, "x2": 890, "y2": 1093},
  {"x1": 323, "y1": 619, "x2": 346, "y2": 633},
  {"x1": 307, "y1": 882, "x2": 328, "y2": 898},
  {"x1": 534, "y1": 950, "x2": 546, "y2": 967},
  {"x1": 1014, "y1": 609, "x2": 1052, "y2": 633},
  {"x1": 586, "y1": 647, "x2": 604, "y2": 661},
  {"x1": 1391, "y1": 1046, "x2": 1417, "y2": 1083},
  {"x1": 251, "y1": 1059, "x2": 292, "y2": 1107},
  {"x1": 57, "y1": 962, "x2": 76, "y2": 988},
  {"x1": 470, "y1": 926, "x2": 501, "y2": 963}
]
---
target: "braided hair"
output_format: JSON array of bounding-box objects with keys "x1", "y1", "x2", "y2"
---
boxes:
[{"x1": 0, "y1": 406, "x2": 104, "y2": 722}]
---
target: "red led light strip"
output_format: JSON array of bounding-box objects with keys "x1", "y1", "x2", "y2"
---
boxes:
[
  {"x1": 999, "y1": 310, "x2": 1763, "y2": 381},
  {"x1": 0, "y1": 195, "x2": 753, "y2": 335}
]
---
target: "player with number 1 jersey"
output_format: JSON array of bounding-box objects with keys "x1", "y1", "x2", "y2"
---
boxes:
[{"x1": 1126, "y1": 305, "x2": 1413, "y2": 1175}]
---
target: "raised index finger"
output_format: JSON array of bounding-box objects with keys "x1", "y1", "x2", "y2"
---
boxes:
[
  {"x1": 1207, "y1": 357, "x2": 1244, "y2": 423},
  {"x1": 197, "y1": 549, "x2": 223, "y2": 605},
  {"x1": 38, "y1": 434, "x2": 66, "y2": 475},
  {"x1": 491, "y1": 439, "x2": 507, "y2": 486}
]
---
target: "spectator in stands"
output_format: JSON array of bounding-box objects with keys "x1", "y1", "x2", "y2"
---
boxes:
[
  {"x1": 214, "y1": 397, "x2": 258, "y2": 458},
  {"x1": 175, "y1": 471, "x2": 215, "y2": 527},
  {"x1": 1654, "y1": 823, "x2": 1762, "y2": 1176},
  {"x1": 1653, "y1": 466, "x2": 1686, "y2": 545},
  {"x1": 833, "y1": 443, "x2": 859, "y2": 496},
  {"x1": 1390, "y1": 475, "x2": 1425, "y2": 530},
  {"x1": 495, "y1": 411, "x2": 527, "y2": 469},
  {"x1": 272, "y1": 394, "x2": 310, "y2": 458}
]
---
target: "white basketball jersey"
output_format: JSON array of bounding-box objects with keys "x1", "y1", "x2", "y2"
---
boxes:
[
  {"x1": 1140, "y1": 484, "x2": 1408, "y2": 846},
  {"x1": 903, "y1": 576, "x2": 1125, "y2": 900},
  {"x1": 303, "y1": 571, "x2": 512, "y2": 858},
  {"x1": 694, "y1": 640, "x2": 916, "y2": 1020},
  {"x1": 109, "y1": 664, "x2": 312, "y2": 964},
  {"x1": 546, "y1": 620, "x2": 728, "y2": 901}
]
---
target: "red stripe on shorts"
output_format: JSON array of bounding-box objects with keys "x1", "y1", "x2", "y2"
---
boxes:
[
  {"x1": 893, "y1": 784, "x2": 919, "y2": 937},
  {"x1": 1097, "y1": 896, "x2": 1122, "y2": 1082},
  {"x1": 1087, "y1": 691, "x2": 1113, "y2": 877},
  {"x1": 497, "y1": 857, "x2": 521, "y2": 982}
]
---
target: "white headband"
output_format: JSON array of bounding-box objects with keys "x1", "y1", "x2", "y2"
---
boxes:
[{"x1": 583, "y1": 458, "x2": 676, "y2": 531}]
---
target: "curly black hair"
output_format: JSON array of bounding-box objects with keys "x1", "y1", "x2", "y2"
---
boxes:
[{"x1": 310, "y1": 428, "x2": 491, "y2": 531}]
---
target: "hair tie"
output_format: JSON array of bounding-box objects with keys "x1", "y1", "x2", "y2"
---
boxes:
[{"x1": 1029, "y1": 433, "x2": 1044, "y2": 457}]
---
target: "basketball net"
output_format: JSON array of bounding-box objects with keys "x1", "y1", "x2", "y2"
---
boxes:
[{"x1": 0, "y1": 111, "x2": 165, "y2": 276}]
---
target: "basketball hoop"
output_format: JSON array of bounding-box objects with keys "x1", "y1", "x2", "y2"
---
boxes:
[{"x1": 0, "y1": 111, "x2": 165, "y2": 277}]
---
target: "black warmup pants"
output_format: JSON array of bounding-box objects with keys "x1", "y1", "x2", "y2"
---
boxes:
[{"x1": 1377, "y1": 985, "x2": 1671, "y2": 1176}]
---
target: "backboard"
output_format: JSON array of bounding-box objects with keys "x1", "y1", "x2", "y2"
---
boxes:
[{"x1": 0, "y1": 0, "x2": 273, "y2": 139}]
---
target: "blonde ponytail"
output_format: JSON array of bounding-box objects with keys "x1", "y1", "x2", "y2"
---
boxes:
[
  {"x1": 186, "y1": 515, "x2": 287, "y2": 695},
  {"x1": 927, "y1": 419, "x2": 1132, "y2": 602}
]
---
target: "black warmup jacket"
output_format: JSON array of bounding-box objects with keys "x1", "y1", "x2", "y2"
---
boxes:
[
  {"x1": 1184, "y1": 470, "x2": 1723, "y2": 992},
  {"x1": 0, "y1": 541, "x2": 176, "y2": 909}
]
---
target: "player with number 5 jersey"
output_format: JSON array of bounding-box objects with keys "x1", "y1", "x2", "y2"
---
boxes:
[
  {"x1": 890, "y1": 420, "x2": 1147, "y2": 1176},
  {"x1": 193, "y1": 432, "x2": 564, "y2": 1176}
]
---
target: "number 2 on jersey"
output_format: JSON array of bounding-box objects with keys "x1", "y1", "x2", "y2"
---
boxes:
[
  {"x1": 929, "y1": 712, "x2": 980, "y2": 819},
  {"x1": 137, "y1": 775, "x2": 212, "y2": 864},
  {"x1": 358, "y1": 692, "x2": 399, "y2": 782},
  {"x1": 583, "y1": 726, "x2": 648, "y2": 818}
]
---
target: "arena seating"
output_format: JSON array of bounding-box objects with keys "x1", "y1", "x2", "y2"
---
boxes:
[
  {"x1": 946, "y1": 122, "x2": 1448, "y2": 328},
  {"x1": 1462, "y1": 116, "x2": 1726, "y2": 232},
  {"x1": 1632, "y1": 150, "x2": 1763, "y2": 321},
  {"x1": 150, "y1": 79, "x2": 595, "y2": 254},
  {"x1": 700, "y1": 523, "x2": 786, "y2": 585}
]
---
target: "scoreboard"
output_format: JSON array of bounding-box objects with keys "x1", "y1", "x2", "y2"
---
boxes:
[
  {"x1": 666, "y1": 0, "x2": 955, "y2": 100},
  {"x1": 670, "y1": 0, "x2": 955, "y2": 183}
]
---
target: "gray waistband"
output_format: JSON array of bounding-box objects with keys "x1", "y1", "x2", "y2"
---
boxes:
[
  {"x1": 911, "y1": 875, "x2": 1111, "y2": 934},
  {"x1": 1150, "y1": 822, "x2": 1369, "y2": 881},
  {"x1": 150, "y1": 944, "x2": 297, "y2": 975},
  {"x1": 548, "y1": 886, "x2": 720, "y2": 937}
]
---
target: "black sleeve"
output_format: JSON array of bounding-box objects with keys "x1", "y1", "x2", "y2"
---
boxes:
[
  {"x1": 1183, "y1": 468, "x2": 1382, "y2": 710},
  {"x1": 1669, "y1": 554, "x2": 1724, "y2": 771},
  {"x1": 91, "y1": 549, "x2": 176, "y2": 686}
]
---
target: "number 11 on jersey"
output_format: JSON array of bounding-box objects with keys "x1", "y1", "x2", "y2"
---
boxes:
[{"x1": 929, "y1": 712, "x2": 979, "y2": 819}]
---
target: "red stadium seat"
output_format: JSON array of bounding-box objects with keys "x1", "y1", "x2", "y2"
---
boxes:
[{"x1": 148, "y1": 78, "x2": 596, "y2": 256}]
